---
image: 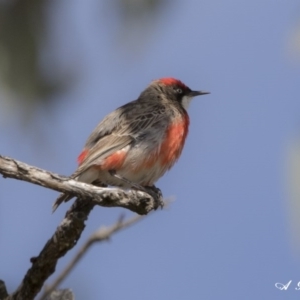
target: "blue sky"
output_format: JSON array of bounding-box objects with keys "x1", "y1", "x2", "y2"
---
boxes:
[{"x1": 1, "y1": 0, "x2": 300, "y2": 299}]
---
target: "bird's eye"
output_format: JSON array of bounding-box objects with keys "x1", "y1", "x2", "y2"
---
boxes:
[{"x1": 176, "y1": 88, "x2": 182, "y2": 94}]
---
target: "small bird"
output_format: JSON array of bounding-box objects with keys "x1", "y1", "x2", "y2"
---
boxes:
[{"x1": 53, "y1": 78, "x2": 209, "y2": 211}]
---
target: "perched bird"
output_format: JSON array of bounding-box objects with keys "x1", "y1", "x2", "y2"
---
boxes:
[{"x1": 53, "y1": 78, "x2": 209, "y2": 211}]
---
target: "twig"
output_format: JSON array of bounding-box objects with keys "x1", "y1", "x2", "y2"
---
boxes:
[{"x1": 39, "y1": 214, "x2": 144, "y2": 300}]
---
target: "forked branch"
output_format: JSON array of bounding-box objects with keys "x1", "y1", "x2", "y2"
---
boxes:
[{"x1": 0, "y1": 155, "x2": 163, "y2": 299}]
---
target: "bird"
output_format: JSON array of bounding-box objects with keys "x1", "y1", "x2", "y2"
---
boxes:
[{"x1": 53, "y1": 77, "x2": 209, "y2": 211}]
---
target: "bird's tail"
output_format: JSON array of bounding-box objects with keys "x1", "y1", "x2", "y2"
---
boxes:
[
  {"x1": 52, "y1": 170, "x2": 81, "y2": 212},
  {"x1": 52, "y1": 168, "x2": 106, "y2": 212},
  {"x1": 52, "y1": 193, "x2": 74, "y2": 213}
]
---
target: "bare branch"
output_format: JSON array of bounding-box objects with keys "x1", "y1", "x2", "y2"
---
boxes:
[
  {"x1": 0, "y1": 155, "x2": 163, "y2": 215},
  {"x1": 0, "y1": 154, "x2": 164, "y2": 300},
  {"x1": 39, "y1": 214, "x2": 144, "y2": 300}
]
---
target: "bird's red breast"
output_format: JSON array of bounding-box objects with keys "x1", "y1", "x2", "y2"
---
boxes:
[
  {"x1": 159, "y1": 114, "x2": 189, "y2": 168},
  {"x1": 130, "y1": 113, "x2": 190, "y2": 173}
]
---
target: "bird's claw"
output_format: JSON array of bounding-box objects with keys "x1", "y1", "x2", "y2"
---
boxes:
[
  {"x1": 109, "y1": 170, "x2": 164, "y2": 210},
  {"x1": 144, "y1": 185, "x2": 164, "y2": 210}
]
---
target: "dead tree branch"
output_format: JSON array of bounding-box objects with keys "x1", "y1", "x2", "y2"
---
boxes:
[{"x1": 0, "y1": 155, "x2": 164, "y2": 300}]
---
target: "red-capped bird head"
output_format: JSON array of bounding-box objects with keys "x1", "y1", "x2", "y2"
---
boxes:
[{"x1": 140, "y1": 77, "x2": 209, "y2": 110}]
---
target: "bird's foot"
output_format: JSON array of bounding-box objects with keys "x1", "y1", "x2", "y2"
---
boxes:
[
  {"x1": 144, "y1": 185, "x2": 164, "y2": 210},
  {"x1": 109, "y1": 170, "x2": 164, "y2": 210}
]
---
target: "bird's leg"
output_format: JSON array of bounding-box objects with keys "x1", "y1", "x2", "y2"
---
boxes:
[{"x1": 108, "y1": 170, "x2": 164, "y2": 209}]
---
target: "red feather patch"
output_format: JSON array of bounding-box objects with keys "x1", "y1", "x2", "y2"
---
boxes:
[
  {"x1": 159, "y1": 78, "x2": 187, "y2": 89},
  {"x1": 77, "y1": 149, "x2": 89, "y2": 165},
  {"x1": 100, "y1": 150, "x2": 127, "y2": 170},
  {"x1": 160, "y1": 114, "x2": 189, "y2": 167}
]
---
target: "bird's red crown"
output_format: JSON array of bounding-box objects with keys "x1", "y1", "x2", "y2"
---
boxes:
[{"x1": 157, "y1": 77, "x2": 188, "y2": 89}]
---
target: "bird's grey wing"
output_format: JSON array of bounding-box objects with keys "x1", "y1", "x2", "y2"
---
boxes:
[
  {"x1": 75, "y1": 102, "x2": 169, "y2": 176},
  {"x1": 53, "y1": 108, "x2": 133, "y2": 212},
  {"x1": 118, "y1": 100, "x2": 168, "y2": 134},
  {"x1": 74, "y1": 134, "x2": 133, "y2": 177}
]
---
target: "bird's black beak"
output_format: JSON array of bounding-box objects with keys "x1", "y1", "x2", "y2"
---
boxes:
[{"x1": 189, "y1": 90, "x2": 210, "y2": 97}]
